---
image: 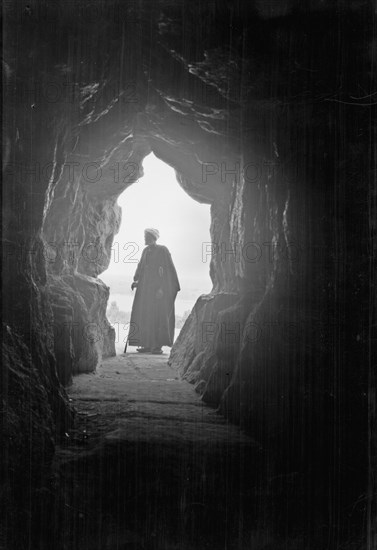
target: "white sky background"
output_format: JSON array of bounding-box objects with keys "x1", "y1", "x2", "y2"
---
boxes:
[{"x1": 101, "y1": 153, "x2": 213, "y2": 316}]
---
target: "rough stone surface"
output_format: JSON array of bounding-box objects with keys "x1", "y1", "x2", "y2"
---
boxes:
[
  {"x1": 47, "y1": 354, "x2": 277, "y2": 550},
  {"x1": 1, "y1": 323, "x2": 71, "y2": 549},
  {"x1": 2, "y1": 1, "x2": 374, "y2": 547}
]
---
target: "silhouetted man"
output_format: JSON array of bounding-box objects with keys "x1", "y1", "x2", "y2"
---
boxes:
[{"x1": 127, "y1": 228, "x2": 180, "y2": 354}]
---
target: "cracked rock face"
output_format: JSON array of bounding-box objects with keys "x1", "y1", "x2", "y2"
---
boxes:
[{"x1": 2, "y1": 0, "x2": 374, "y2": 546}]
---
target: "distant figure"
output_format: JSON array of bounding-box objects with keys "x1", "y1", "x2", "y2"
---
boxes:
[{"x1": 127, "y1": 228, "x2": 180, "y2": 354}]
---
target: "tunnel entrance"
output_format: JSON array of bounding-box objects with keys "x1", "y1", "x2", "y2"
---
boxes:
[
  {"x1": 101, "y1": 153, "x2": 212, "y2": 355},
  {"x1": 3, "y1": 1, "x2": 372, "y2": 547}
]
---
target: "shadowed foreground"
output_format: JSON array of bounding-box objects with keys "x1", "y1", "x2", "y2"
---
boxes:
[
  {"x1": 9, "y1": 351, "x2": 367, "y2": 550},
  {"x1": 51, "y1": 354, "x2": 267, "y2": 550},
  {"x1": 3, "y1": 3, "x2": 373, "y2": 548}
]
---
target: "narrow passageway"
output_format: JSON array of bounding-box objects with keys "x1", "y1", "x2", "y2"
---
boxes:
[
  {"x1": 4, "y1": 3, "x2": 372, "y2": 548},
  {"x1": 65, "y1": 353, "x2": 253, "y2": 445},
  {"x1": 54, "y1": 354, "x2": 262, "y2": 550}
]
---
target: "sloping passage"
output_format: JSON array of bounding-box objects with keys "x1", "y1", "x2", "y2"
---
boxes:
[
  {"x1": 2, "y1": 1, "x2": 373, "y2": 548},
  {"x1": 55, "y1": 352, "x2": 261, "y2": 549}
]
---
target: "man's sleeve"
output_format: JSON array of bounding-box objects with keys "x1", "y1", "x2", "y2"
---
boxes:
[
  {"x1": 133, "y1": 248, "x2": 146, "y2": 281},
  {"x1": 164, "y1": 248, "x2": 180, "y2": 293}
]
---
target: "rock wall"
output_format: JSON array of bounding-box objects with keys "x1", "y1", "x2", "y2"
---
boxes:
[{"x1": 2, "y1": 0, "x2": 375, "y2": 545}]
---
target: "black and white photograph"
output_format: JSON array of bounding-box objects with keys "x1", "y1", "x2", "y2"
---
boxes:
[{"x1": 2, "y1": 1, "x2": 376, "y2": 549}]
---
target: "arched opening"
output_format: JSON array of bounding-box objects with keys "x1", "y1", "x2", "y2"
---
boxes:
[
  {"x1": 101, "y1": 153, "x2": 212, "y2": 354},
  {"x1": 3, "y1": 2, "x2": 372, "y2": 548}
]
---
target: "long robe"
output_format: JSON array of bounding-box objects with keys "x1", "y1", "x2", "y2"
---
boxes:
[{"x1": 128, "y1": 244, "x2": 180, "y2": 348}]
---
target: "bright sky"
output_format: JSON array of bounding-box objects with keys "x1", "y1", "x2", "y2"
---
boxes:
[{"x1": 101, "y1": 153, "x2": 212, "y2": 315}]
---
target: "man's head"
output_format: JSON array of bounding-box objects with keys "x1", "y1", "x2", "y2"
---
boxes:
[{"x1": 144, "y1": 228, "x2": 160, "y2": 245}]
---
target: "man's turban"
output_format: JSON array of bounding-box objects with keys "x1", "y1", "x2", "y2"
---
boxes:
[{"x1": 144, "y1": 228, "x2": 160, "y2": 240}]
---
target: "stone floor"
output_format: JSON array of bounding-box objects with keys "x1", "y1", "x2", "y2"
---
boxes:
[
  {"x1": 65, "y1": 352, "x2": 256, "y2": 448},
  {"x1": 52, "y1": 352, "x2": 269, "y2": 550},
  {"x1": 47, "y1": 353, "x2": 359, "y2": 550}
]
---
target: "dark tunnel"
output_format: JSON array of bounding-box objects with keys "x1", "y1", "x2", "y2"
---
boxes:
[{"x1": 2, "y1": 1, "x2": 375, "y2": 549}]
